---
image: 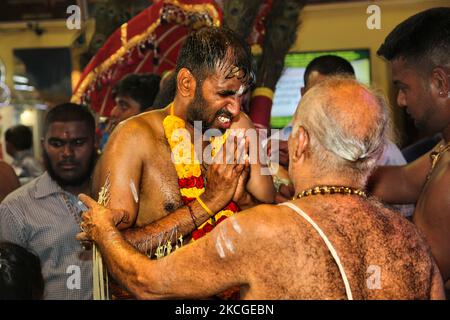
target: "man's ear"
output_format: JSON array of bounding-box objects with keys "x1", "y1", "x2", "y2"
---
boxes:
[
  {"x1": 176, "y1": 68, "x2": 196, "y2": 98},
  {"x1": 430, "y1": 66, "x2": 449, "y2": 98},
  {"x1": 291, "y1": 126, "x2": 309, "y2": 163}
]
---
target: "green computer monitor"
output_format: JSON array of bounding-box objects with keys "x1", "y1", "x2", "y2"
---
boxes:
[{"x1": 270, "y1": 49, "x2": 371, "y2": 128}]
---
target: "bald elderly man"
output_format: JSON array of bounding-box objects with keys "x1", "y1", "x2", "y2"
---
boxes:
[{"x1": 78, "y1": 78, "x2": 444, "y2": 299}]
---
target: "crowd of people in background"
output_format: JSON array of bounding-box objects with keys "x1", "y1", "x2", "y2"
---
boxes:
[{"x1": 0, "y1": 7, "x2": 448, "y2": 300}]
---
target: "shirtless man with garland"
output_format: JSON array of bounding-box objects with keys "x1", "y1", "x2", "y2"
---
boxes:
[{"x1": 92, "y1": 26, "x2": 275, "y2": 251}]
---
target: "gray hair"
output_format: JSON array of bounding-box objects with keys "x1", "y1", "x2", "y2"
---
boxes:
[{"x1": 292, "y1": 77, "x2": 388, "y2": 184}]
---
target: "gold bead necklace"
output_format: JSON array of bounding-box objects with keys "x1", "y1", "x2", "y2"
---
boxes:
[{"x1": 294, "y1": 185, "x2": 367, "y2": 200}]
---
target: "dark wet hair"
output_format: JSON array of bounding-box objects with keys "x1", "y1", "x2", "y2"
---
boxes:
[
  {"x1": 44, "y1": 103, "x2": 95, "y2": 136},
  {"x1": 112, "y1": 73, "x2": 161, "y2": 111},
  {"x1": 304, "y1": 55, "x2": 355, "y2": 86},
  {"x1": 377, "y1": 7, "x2": 450, "y2": 72},
  {"x1": 5, "y1": 125, "x2": 33, "y2": 151},
  {"x1": 175, "y1": 26, "x2": 254, "y2": 87},
  {"x1": 0, "y1": 242, "x2": 44, "y2": 300}
]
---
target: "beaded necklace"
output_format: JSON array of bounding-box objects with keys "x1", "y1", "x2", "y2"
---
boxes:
[{"x1": 295, "y1": 185, "x2": 367, "y2": 200}]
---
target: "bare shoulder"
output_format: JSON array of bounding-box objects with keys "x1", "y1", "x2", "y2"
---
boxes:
[
  {"x1": 105, "y1": 109, "x2": 167, "y2": 154},
  {"x1": 230, "y1": 203, "x2": 301, "y2": 242},
  {"x1": 114, "y1": 110, "x2": 165, "y2": 139},
  {"x1": 367, "y1": 199, "x2": 435, "y2": 262},
  {"x1": 405, "y1": 139, "x2": 446, "y2": 174},
  {"x1": 429, "y1": 154, "x2": 450, "y2": 195},
  {"x1": 421, "y1": 156, "x2": 450, "y2": 220},
  {"x1": 94, "y1": 109, "x2": 168, "y2": 190},
  {"x1": 231, "y1": 204, "x2": 280, "y2": 233},
  {"x1": 368, "y1": 198, "x2": 416, "y2": 230}
]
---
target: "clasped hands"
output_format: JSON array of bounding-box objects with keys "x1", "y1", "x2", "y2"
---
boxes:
[
  {"x1": 76, "y1": 133, "x2": 250, "y2": 242},
  {"x1": 200, "y1": 132, "x2": 251, "y2": 210}
]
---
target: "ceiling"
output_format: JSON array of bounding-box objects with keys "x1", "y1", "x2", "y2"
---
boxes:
[{"x1": 0, "y1": 0, "x2": 366, "y2": 23}]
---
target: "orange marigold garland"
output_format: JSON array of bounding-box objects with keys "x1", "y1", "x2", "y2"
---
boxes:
[{"x1": 163, "y1": 103, "x2": 239, "y2": 241}]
